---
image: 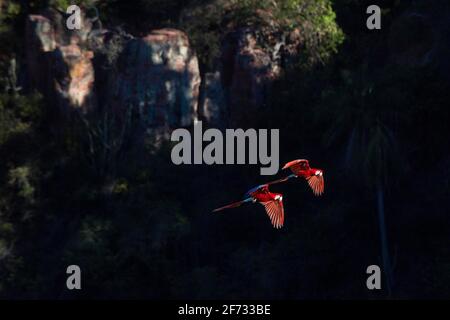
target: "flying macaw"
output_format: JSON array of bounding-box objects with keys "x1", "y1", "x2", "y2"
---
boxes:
[
  {"x1": 213, "y1": 184, "x2": 285, "y2": 229},
  {"x1": 268, "y1": 159, "x2": 324, "y2": 196}
]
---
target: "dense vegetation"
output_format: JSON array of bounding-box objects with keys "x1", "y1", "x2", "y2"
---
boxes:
[{"x1": 1, "y1": 0, "x2": 450, "y2": 299}]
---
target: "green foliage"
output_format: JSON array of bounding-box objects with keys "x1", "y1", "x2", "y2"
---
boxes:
[
  {"x1": 8, "y1": 166, "x2": 36, "y2": 203},
  {"x1": 0, "y1": 92, "x2": 44, "y2": 297},
  {"x1": 0, "y1": 93, "x2": 43, "y2": 144},
  {"x1": 0, "y1": 1, "x2": 21, "y2": 55},
  {"x1": 181, "y1": 0, "x2": 344, "y2": 69}
]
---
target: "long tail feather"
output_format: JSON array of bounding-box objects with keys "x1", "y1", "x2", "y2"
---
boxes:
[
  {"x1": 266, "y1": 174, "x2": 296, "y2": 186},
  {"x1": 213, "y1": 198, "x2": 251, "y2": 212}
]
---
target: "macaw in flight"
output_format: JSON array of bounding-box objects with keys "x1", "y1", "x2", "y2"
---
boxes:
[
  {"x1": 212, "y1": 159, "x2": 323, "y2": 229},
  {"x1": 213, "y1": 184, "x2": 285, "y2": 229},
  {"x1": 268, "y1": 159, "x2": 324, "y2": 196}
]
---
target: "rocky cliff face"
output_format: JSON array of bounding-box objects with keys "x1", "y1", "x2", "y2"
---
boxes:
[
  {"x1": 112, "y1": 29, "x2": 200, "y2": 128},
  {"x1": 199, "y1": 71, "x2": 226, "y2": 126},
  {"x1": 26, "y1": 15, "x2": 56, "y2": 98},
  {"x1": 25, "y1": 11, "x2": 200, "y2": 130},
  {"x1": 221, "y1": 29, "x2": 281, "y2": 115},
  {"x1": 52, "y1": 44, "x2": 96, "y2": 113},
  {"x1": 26, "y1": 11, "x2": 97, "y2": 114},
  {"x1": 24, "y1": 10, "x2": 300, "y2": 131},
  {"x1": 24, "y1": 3, "x2": 449, "y2": 135}
]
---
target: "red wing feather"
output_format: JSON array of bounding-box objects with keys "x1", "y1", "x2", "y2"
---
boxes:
[
  {"x1": 306, "y1": 175, "x2": 324, "y2": 196},
  {"x1": 261, "y1": 200, "x2": 284, "y2": 229}
]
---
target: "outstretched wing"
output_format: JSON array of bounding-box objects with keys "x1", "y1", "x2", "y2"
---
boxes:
[
  {"x1": 283, "y1": 159, "x2": 310, "y2": 175},
  {"x1": 306, "y1": 175, "x2": 324, "y2": 196},
  {"x1": 261, "y1": 199, "x2": 284, "y2": 229}
]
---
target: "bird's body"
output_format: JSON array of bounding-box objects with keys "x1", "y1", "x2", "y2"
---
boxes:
[
  {"x1": 213, "y1": 184, "x2": 285, "y2": 229},
  {"x1": 268, "y1": 159, "x2": 325, "y2": 196}
]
